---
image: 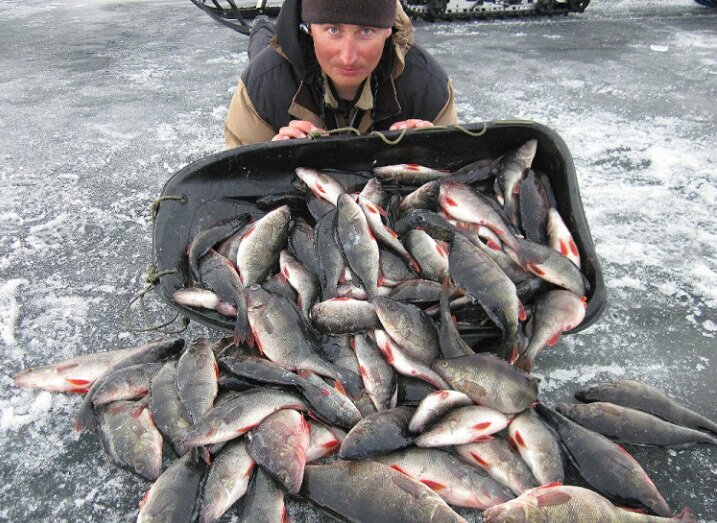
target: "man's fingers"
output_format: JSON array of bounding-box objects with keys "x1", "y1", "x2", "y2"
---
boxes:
[
  {"x1": 273, "y1": 126, "x2": 307, "y2": 141},
  {"x1": 389, "y1": 119, "x2": 434, "y2": 131},
  {"x1": 288, "y1": 120, "x2": 320, "y2": 134},
  {"x1": 272, "y1": 120, "x2": 327, "y2": 141}
]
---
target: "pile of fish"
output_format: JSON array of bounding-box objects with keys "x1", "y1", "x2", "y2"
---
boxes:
[{"x1": 13, "y1": 140, "x2": 715, "y2": 522}]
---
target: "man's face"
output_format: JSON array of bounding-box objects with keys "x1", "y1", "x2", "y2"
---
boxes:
[{"x1": 309, "y1": 24, "x2": 392, "y2": 101}]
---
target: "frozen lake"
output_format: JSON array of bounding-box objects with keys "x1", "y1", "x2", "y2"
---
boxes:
[{"x1": 1, "y1": 0, "x2": 715, "y2": 521}]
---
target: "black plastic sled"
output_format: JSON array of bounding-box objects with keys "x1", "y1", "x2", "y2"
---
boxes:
[{"x1": 152, "y1": 120, "x2": 606, "y2": 337}]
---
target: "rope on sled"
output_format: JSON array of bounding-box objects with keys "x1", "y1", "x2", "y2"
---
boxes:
[
  {"x1": 307, "y1": 122, "x2": 490, "y2": 144},
  {"x1": 150, "y1": 194, "x2": 187, "y2": 221},
  {"x1": 123, "y1": 266, "x2": 190, "y2": 335}
]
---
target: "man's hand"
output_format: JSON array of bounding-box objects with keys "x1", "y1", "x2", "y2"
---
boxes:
[
  {"x1": 389, "y1": 119, "x2": 434, "y2": 131},
  {"x1": 272, "y1": 120, "x2": 327, "y2": 141}
]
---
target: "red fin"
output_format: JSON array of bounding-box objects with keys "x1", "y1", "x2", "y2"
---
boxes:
[
  {"x1": 69, "y1": 387, "x2": 91, "y2": 394},
  {"x1": 438, "y1": 242, "x2": 449, "y2": 258},
  {"x1": 527, "y1": 263, "x2": 546, "y2": 276},
  {"x1": 569, "y1": 240, "x2": 579, "y2": 257},
  {"x1": 473, "y1": 421, "x2": 491, "y2": 431},
  {"x1": 409, "y1": 257, "x2": 421, "y2": 273},
  {"x1": 443, "y1": 196, "x2": 458, "y2": 207},
  {"x1": 236, "y1": 423, "x2": 258, "y2": 435},
  {"x1": 518, "y1": 301, "x2": 527, "y2": 321},
  {"x1": 559, "y1": 240, "x2": 571, "y2": 257},
  {"x1": 359, "y1": 365, "x2": 368, "y2": 378},
  {"x1": 486, "y1": 239, "x2": 501, "y2": 251},
  {"x1": 509, "y1": 345, "x2": 519, "y2": 364},
  {"x1": 244, "y1": 461, "x2": 256, "y2": 478},
  {"x1": 65, "y1": 378, "x2": 91, "y2": 386},
  {"x1": 547, "y1": 333, "x2": 561, "y2": 346},
  {"x1": 513, "y1": 430, "x2": 527, "y2": 448},
  {"x1": 321, "y1": 440, "x2": 340, "y2": 450},
  {"x1": 139, "y1": 489, "x2": 151, "y2": 509},
  {"x1": 405, "y1": 164, "x2": 421, "y2": 171},
  {"x1": 334, "y1": 380, "x2": 347, "y2": 397},
  {"x1": 241, "y1": 225, "x2": 256, "y2": 240},
  {"x1": 469, "y1": 451, "x2": 491, "y2": 468},
  {"x1": 420, "y1": 479, "x2": 447, "y2": 491},
  {"x1": 390, "y1": 464, "x2": 410, "y2": 475},
  {"x1": 380, "y1": 342, "x2": 394, "y2": 364}
]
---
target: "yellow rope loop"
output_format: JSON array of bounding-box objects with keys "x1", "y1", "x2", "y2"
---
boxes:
[
  {"x1": 312, "y1": 127, "x2": 362, "y2": 139},
  {"x1": 306, "y1": 122, "x2": 492, "y2": 145},
  {"x1": 452, "y1": 122, "x2": 489, "y2": 137},
  {"x1": 368, "y1": 128, "x2": 407, "y2": 145},
  {"x1": 150, "y1": 194, "x2": 187, "y2": 221}
]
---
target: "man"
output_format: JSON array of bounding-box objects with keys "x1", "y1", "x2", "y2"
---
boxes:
[{"x1": 224, "y1": 0, "x2": 458, "y2": 148}]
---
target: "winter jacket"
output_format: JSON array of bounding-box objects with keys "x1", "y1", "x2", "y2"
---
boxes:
[{"x1": 224, "y1": 0, "x2": 458, "y2": 148}]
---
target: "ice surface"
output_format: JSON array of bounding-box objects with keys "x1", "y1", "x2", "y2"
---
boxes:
[{"x1": 1, "y1": 0, "x2": 715, "y2": 521}]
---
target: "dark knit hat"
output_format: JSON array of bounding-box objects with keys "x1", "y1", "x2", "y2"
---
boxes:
[{"x1": 301, "y1": 0, "x2": 397, "y2": 28}]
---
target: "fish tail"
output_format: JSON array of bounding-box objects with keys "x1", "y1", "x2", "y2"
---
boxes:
[
  {"x1": 233, "y1": 290, "x2": 251, "y2": 344},
  {"x1": 513, "y1": 354, "x2": 533, "y2": 373},
  {"x1": 73, "y1": 399, "x2": 96, "y2": 433}
]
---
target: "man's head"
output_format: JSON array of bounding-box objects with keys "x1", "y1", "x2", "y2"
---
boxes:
[
  {"x1": 302, "y1": 0, "x2": 396, "y2": 101},
  {"x1": 301, "y1": 0, "x2": 397, "y2": 28}
]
